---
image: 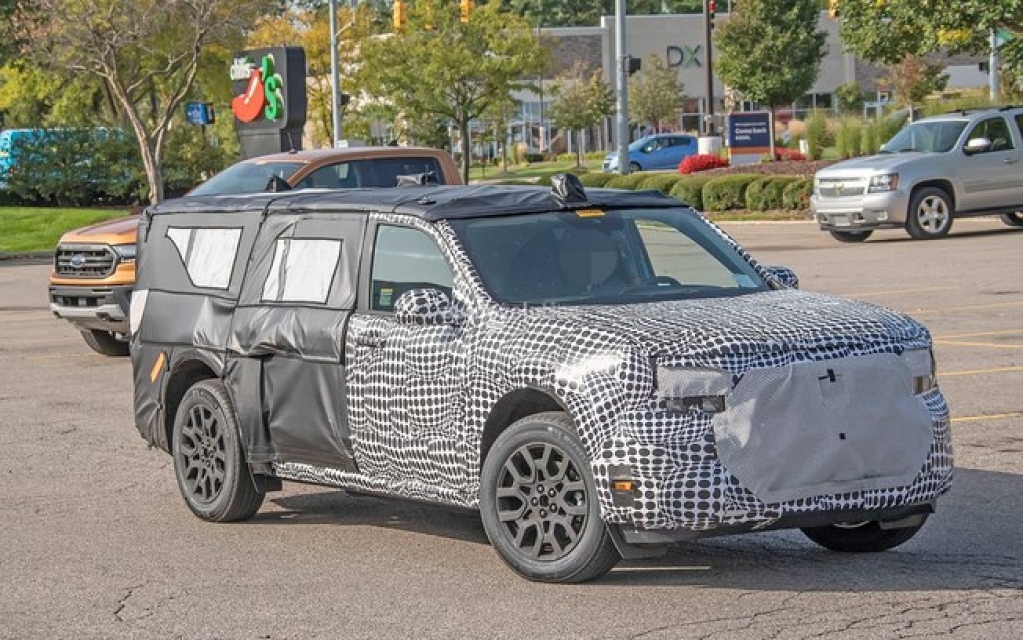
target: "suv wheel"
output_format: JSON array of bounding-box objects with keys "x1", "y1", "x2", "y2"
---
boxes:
[
  {"x1": 80, "y1": 330, "x2": 129, "y2": 357},
  {"x1": 1000, "y1": 212, "x2": 1023, "y2": 227},
  {"x1": 829, "y1": 229, "x2": 873, "y2": 243},
  {"x1": 628, "y1": 161, "x2": 642, "y2": 173},
  {"x1": 172, "y1": 380, "x2": 265, "y2": 522},
  {"x1": 479, "y1": 412, "x2": 620, "y2": 583},
  {"x1": 906, "y1": 187, "x2": 953, "y2": 239},
  {"x1": 801, "y1": 518, "x2": 927, "y2": 552}
]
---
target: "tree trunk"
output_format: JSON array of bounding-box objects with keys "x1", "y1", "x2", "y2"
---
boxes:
[
  {"x1": 459, "y1": 118, "x2": 471, "y2": 184},
  {"x1": 574, "y1": 130, "x2": 582, "y2": 167}
]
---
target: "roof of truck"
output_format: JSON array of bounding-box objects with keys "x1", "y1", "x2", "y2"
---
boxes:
[{"x1": 145, "y1": 180, "x2": 686, "y2": 222}]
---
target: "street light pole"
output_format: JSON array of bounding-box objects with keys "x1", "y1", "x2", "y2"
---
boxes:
[
  {"x1": 614, "y1": 0, "x2": 629, "y2": 175},
  {"x1": 329, "y1": 0, "x2": 342, "y2": 147},
  {"x1": 702, "y1": 0, "x2": 715, "y2": 135},
  {"x1": 537, "y1": 1, "x2": 545, "y2": 153}
]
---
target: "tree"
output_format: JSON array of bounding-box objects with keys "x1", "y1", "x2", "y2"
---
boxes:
[
  {"x1": 15, "y1": 0, "x2": 273, "y2": 204},
  {"x1": 359, "y1": 0, "x2": 546, "y2": 183},
  {"x1": 501, "y1": 0, "x2": 705, "y2": 27},
  {"x1": 888, "y1": 55, "x2": 949, "y2": 108},
  {"x1": 628, "y1": 55, "x2": 685, "y2": 133},
  {"x1": 715, "y1": 0, "x2": 827, "y2": 158},
  {"x1": 548, "y1": 62, "x2": 614, "y2": 166}
]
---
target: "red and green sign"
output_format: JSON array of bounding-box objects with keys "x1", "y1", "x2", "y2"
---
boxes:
[{"x1": 230, "y1": 53, "x2": 285, "y2": 123}]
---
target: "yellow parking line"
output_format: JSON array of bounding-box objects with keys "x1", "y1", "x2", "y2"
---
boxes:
[
  {"x1": 839, "y1": 286, "x2": 961, "y2": 298},
  {"x1": 941, "y1": 365, "x2": 1023, "y2": 377},
  {"x1": 952, "y1": 412, "x2": 1023, "y2": 423},
  {"x1": 934, "y1": 329, "x2": 1023, "y2": 339},
  {"x1": 934, "y1": 339, "x2": 1023, "y2": 350},
  {"x1": 912, "y1": 301, "x2": 1023, "y2": 315}
]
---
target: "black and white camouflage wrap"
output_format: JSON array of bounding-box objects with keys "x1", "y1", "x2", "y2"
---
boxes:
[{"x1": 274, "y1": 211, "x2": 953, "y2": 534}]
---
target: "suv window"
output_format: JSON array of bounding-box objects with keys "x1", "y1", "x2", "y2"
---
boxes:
[
  {"x1": 298, "y1": 162, "x2": 364, "y2": 189},
  {"x1": 188, "y1": 161, "x2": 305, "y2": 195},
  {"x1": 370, "y1": 225, "x2": 453, "y2": 311},
  {"x1": 365, "y1": 157, "x2": 445, "y2": 187},
  {"x1": 966, "y1": 116, "x2": 1015, "y2": 152}
]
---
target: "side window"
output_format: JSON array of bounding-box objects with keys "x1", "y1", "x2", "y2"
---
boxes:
[
  {"x1": 365, "y1": 157, "x2": 444, "y2": 187},
  {"x1": 262, "y1": 238, "x2": 342, "y2": 304},
  {"x1": 370, "y1": 225, "x2": 453, "y2": 311},
  {"x1": 1015, "y1": 114, "x2": 1023, "y2": 143},
  {"x1": 297, "y1": 162, "x2": 362, "y2": 189},
  {"x1": 166, "y1": 227, "x2": 243, "y2": 289},
  {"x1": 967, "y1": 117, "x2": 1015, "y2": 152}
]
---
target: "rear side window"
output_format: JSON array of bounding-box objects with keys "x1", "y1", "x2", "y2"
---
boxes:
[
  {"x1": 166, "y1": 227, "x2": 243, "y2": 289},
  {"x1": 370, "y1": 225, "x2": 453, "y2": 311},
  {"x1": 262, "y1": 238, "x2": 342, "y2": 304},
  {"x1": 364, "y1": 157, "x2": 445, "y2": 187}
]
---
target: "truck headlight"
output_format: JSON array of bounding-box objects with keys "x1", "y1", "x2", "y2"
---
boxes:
[
  {"x1": 867, "y1": 173, "x2": 899, "y2": 193},
  {"x1": 112, "y1": 244, "x2": 136, "y2": 262}
]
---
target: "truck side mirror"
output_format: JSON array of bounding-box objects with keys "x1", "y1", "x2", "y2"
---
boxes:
[
  {"x1": 963, "y1": 137, "x2": 991, "y2": 155},
  {"x1": 763, "y1": 265, "x2": 799, "y2": 289},
  {"x1": 394, "y1": 288, "x2": 464, "y2": 326}
]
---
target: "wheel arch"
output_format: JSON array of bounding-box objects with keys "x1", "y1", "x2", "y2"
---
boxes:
[
  {"x1": 479, "y1": 388, "x2": 569, "y2": 472},
  {"x1": 910, "y1": 179, "x2": 956, "y2": 210},
  {"x1": 163, "y1": 351, "x2": 221, "y2": 452}
]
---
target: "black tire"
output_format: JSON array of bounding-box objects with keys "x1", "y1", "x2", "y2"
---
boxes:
[
  {"x1": 172, "y1": 379, "x2": 264, "y2": 522},
  {"x1": 801, "y1": 517, "x2": 927, "y2": 552},
  {"x1": 628, "y1": 161, "x2": 642, "y2": 173},
  {"x1": 1000, "y1": 212, "x2": 1023, "y2": 227},
  {"x1": 906, "y1": 187, "x2": 953, "y2": 239},
  {"x1": 829, "y1": 229, "x2": 873, "y2": 243},
  {"x1": 80, "y1": 330, "x2": 129, "y2": 357},
  {"x1": 479, "y1": 412, "x2": 620, "y2": 583}
]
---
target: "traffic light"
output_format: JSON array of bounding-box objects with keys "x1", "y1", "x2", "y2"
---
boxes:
[
  {"x1": 460, "y1": 0, "x2": 474, "y2": 23},
  {"x1": 829, "y1": 0, "x2": 839, "y2": 19},
  {"x1": 708, "y1": 0, "x2": 716, "y2": 29},
  {"x1": 393, "y1": 0, "x2": 407, "y2": 30}
]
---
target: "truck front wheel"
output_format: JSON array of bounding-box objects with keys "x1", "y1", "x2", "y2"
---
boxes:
[
  {"x1": 80, "y1": 330, "x2": 129, "y2": 357},
  {"x1": 906, "y1": 187, "x2": 953, "y2": 239}
]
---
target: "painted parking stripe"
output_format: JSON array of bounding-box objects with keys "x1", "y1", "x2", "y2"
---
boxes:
[
  {"x1": 839, "y1": 286, "x2": 961, "y2": 298},
  {"x1": 934, "y1": 339, "x2": 1023, "y2": 350},
  {"x1": 911, "y1": 301, "x2": 1023, "y2": 315},
  {"x1": 941, "y1": 365, "x2": 1023, "y2": 377},
  {"x1": 934, "y1": 329, "x2": 1023, "y2": 339},
  {"x1": 952, "y1": 412, "x2": 1023, "y2": 423}
]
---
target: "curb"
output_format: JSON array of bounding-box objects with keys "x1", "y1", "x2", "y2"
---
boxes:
[{"x1": 0, "y1": 251, "x2": 51, "y2": 264}]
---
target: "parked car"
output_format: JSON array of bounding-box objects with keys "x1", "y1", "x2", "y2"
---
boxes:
[
  {"x1": 812, "y1": 106, "x2": 1023, "y2": 242},
  {"x1": 49, "y1": 146, "x2": 461, "y2": 356},
  {"x1": 603, "y1": 133, "x2": 698, "y2": 172},
  {"x1": 129, "y1": 175, "x2": 953, "y2": 583}
]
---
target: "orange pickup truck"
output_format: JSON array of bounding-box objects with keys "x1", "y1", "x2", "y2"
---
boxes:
[{"x1": 49, "y1": 146, "x2": 462, "y2": 355}]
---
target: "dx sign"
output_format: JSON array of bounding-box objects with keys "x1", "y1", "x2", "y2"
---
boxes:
[{"x1": 666, "y1": 45, "x2": 702, "y2": 69}]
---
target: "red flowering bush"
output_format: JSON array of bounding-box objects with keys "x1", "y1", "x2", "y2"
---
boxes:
[
  {"x1": 678, "y1": 153, "x2": 729, "y2": 174},
  {"x1": 773, "y1": 148, "x2": 807, "y2": 162}
]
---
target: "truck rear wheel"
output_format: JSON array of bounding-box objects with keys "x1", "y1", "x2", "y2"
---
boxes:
[
  {"x1": 80, "y1": 330, "x2": 129, "y2": 357},
  {"x1": 1000, "y1": 212, "x2": 1023, "y2": 227}
]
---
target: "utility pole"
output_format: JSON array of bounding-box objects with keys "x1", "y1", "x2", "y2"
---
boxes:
[
  {"x1": 614, "y1": 0, "x2": 629, "y2": 175},
  {"x1": 329, "y1": 0, "x2": 342, "y2": 147},
  {"x1": 990, "y1": 29, "x2": 1000, "y2": 102},
  {"x1": 702, "y1": 0, "x2": 715, "y2": 135}
]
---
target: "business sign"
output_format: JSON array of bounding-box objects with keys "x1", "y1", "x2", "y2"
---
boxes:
[
  {"x1": 728, "y1": 111, "x2": 772, "y2": 153},
  {"x1": 229, "y1": 46, "x2": 307, "y2": 158},
  {"x1": 185, "y1": 101, "x2": 215, "y2": 126},
  {"x1": 666, "y1": 45, "x2": 702, "y2": 69}
]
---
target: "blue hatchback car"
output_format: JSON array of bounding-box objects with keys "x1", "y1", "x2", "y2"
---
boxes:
[{"x1": 603, "y1": 133, "x2": 698, "y2": 172}]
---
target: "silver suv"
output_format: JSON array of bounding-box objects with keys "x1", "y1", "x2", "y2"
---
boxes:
[{"x1": 812, "y1": 106, "x2": 1023, "y2": 241}]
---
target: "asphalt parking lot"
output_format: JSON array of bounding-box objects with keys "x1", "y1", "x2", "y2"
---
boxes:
[{"x1": 1, "y1": 218, "x2": 1020, "y2": 639}]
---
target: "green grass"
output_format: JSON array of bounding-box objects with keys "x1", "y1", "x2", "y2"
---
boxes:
[
  {"x1": 0, "y1": 206, "x2": 129, "y2": 254},
  {"x1": 468, "y1": 158, "x2": 603, "y2": 182}
]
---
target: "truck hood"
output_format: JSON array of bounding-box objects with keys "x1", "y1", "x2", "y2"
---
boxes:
[
  {"x1": 817, "y1": 152, "x2": 926, "y2": 176},
  {"x1": 58, "y1": 215, "x2": 139, "y2": 245},
  {"x1": 513, "y1": 289, "x2": 928, "y2": 372}
]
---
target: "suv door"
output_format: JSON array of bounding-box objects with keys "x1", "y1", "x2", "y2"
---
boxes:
[
  {"x1": 958, "y1": 116, "x2": 1023, "y2": 211},
  {"x1": 345, "y1": 222, "x2": 468, "y2": 489}
]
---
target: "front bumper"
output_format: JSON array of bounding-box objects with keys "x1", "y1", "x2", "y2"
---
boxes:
[
  {"x1": 811, "y1": 189, "x2": 909, "y2": 231},
  {"x1": 49, "y1": 284, "x2": 132, "y2": 334}
]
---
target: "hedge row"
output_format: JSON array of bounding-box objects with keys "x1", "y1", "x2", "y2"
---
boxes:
[{"x1": 493, "y1": 172, "x2": 813, "y2": 213}]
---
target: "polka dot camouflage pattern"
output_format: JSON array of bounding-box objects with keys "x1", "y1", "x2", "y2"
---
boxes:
[{"x1": 274, "y1": 210, "x2": 953, "y2": 537}]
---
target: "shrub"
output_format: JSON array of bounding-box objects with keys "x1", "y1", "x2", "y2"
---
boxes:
[
  {"x1": 577, "y1": 172, "x2": 616, "y2": 187},
  {"x1": 556, "y1": 152, "x2": 576, "y2": 163},
  {"x1": 605, "y1": 173, "x2": 649, "y2": 189},
  {"x1": 535, "y1": 174, "x2": 554, "y2": 186},
  {"x1": 862, "y1": 120, "x2": 881, "y2": 155},
  {"x1": 637, "y1": 174, "x2": 683, "y2": 193},
  {"x1": 773, "y1": 148, "x2": 806, "y2": 161},
  {"x1": 878, "y1": 114, "x2": 904, "y2": 148},
  {"x1": 584, "y1": 151, "x2": 607, "y2": 162},
  {"x1": 702, "y1": 175, "x2": 758, "y2": 211},
  {"x1": 782, "y1": 178, "x2": 813, "y2": 211},
  {"x1": 803, "y1": 110, "x2": 829, "y2": 160},
  {"x1": 679, "y1": 153, "x2": 729, "y2": 174},
  {"x1": 745, "y1": 176, "x2": 799, "y2": 211},
  {"x1": 835, "y1": 118, "x2": 864, "y2": 159},
  {"x1": 669, "y1": 175, "x2": 715, "y2": 209}
]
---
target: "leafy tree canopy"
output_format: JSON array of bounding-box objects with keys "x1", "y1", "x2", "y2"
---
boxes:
[{"x1": 627, "y1": 55, "x2": 685, "y2": 131}]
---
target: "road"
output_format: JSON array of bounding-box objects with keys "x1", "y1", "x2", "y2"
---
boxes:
[{"x1": 1, "y1": 219, "x2": 1020, "y2": 639}]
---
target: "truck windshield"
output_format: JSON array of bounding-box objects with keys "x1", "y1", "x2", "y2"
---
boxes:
[
  {"x1": 449, "y1": 208, "x2": 769, "y2": 306},
  {"x1": 188, "y1": 160, "x2": 305, "y2": 196},
  {"x1": 881, "y1": 120, "x2": 968, "y2": 153}
]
